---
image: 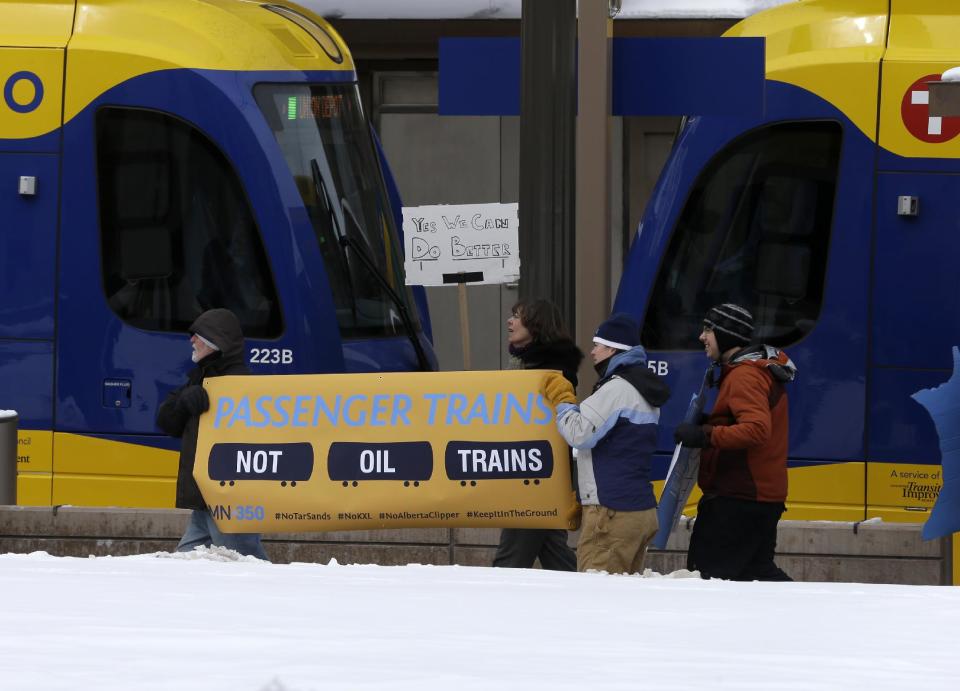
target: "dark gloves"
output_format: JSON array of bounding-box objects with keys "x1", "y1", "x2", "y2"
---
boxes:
[
  {"x1": 674, "y1": 422, "x2": 710, "y2": 448},
  {"x1": 178, "y1": 385, "x2": 210, "y2": 416}
]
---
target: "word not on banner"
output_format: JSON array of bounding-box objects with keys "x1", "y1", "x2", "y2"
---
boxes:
[
  {"x1": 194, "y1": 370, "x2": 578, "y2": 533},
  {"x1": 402, "y1": 202, "x2": 520, "y2": 286}
]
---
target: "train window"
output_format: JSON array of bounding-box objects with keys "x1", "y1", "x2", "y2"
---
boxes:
[
  {"x1": 255, "y1": 83, "x2": 418, "y2": 338},
  {"x1": 641, "y1": 121, "x2": 841, "y2": 350},
  {"x1": 96, "y1": 108, "x2": 282, "y2": 338}
]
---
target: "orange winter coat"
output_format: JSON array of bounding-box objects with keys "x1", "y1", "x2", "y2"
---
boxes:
[{"x1": 699, "y1": 347, "x2": 795, "y2": 503}]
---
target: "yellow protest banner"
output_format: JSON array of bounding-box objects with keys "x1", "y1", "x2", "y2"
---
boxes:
[{"x1": 194, "y1": 370, "x2": 579, "y2": 533}]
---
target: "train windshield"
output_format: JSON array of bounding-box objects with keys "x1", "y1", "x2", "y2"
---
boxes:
[
  {"x1": 641, "y1": 121, "x2": 841, "y2": 350},
  {"x1": 255, "y1": 83, "x2": 417, "y2": 338}
]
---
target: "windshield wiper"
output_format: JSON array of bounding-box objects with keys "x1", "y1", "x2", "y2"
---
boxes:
[
  {"x1": 311, "y1": 159, "x2": 359, "y2": 323},
  {"x1": 338, "y1": 229, "x2": 433, "y2": 372},
  {"x1": 310, "y1": 159, "x2": 433, "y2": 372}
]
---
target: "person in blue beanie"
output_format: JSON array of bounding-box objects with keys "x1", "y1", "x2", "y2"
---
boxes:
[{"x1": 544, "y1": 312, "x2": 670, "y2": 574}]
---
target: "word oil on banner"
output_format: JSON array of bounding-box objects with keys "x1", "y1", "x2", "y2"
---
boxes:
[
  {"x1": 194, "y1": 370, "x2": 578, "y2": 533},
  {"x1": 402, "y1": 202, "x2": 520, "y2": 286}
]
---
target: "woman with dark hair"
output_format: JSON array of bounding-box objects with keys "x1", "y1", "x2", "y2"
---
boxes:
[{"x1": 493, "y1": 298, "x2": 583, "y2": 571}]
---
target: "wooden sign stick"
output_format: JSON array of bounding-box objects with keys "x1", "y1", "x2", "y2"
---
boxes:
[{"x1": 458, "y1": 281, "x2": 471, "y2": 370}]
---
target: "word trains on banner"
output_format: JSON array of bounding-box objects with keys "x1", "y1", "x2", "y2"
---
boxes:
[{"x1": 445, "y1": 441, "x2": 553, "y2": 481}]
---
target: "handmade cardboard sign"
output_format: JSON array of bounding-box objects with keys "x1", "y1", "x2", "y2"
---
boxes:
[
  {"x1": 194, "y1": 370, "x2": 578, "y2": 533},
  {"x1": 402, "y1": 202, "x2": 520, "y2": 286}
]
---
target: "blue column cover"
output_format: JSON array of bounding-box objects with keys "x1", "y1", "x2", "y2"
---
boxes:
[
  {"x1": 439, "y1": 37, "x2": 764, "y2": 117},
  {"x1": 612, "y1": 37, "x2": 764, "y2": 116},
  {"x1": 439, "y1": 37, "x2": 521, "y2": 116}
]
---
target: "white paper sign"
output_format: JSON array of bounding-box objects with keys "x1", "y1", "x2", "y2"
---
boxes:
[{"x1": 402, "y1": 203, "x2": 520, "y2": 286}]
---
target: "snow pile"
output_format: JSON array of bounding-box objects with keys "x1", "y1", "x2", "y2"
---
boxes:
[
  {"x1": 1, "y1": 550, "x2": 958, "y2": 690},
  {"x1": 153, "y1": 545, "x2": 267, "y2": 563},
  {"x1": 942, "y1": 66, "x2": 960, "y2": 82},
  {"x1": 620, "y1": 0, "x2": 792, "y2": 18}
]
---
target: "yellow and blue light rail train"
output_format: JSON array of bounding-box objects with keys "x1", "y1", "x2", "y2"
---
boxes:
[
  {"x1": 616, "y1": 0, "x2": 960, "y2": 525},
  {"x1": 439, "y1": 0, "x2": 960, "y2": 535},
  {"x1": 1, "y1": 0, "x2": 435, "y2": 507}
]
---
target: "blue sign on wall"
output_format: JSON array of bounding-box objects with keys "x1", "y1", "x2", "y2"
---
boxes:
[
  {"x1": 439, "y1": 37, "x2": 522, "y2": 116},
  {"x1": 439, "y1": 36, "x2": 765, "y2": 117}
]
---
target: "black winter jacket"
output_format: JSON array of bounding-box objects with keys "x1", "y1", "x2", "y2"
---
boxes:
[
  {"x1": 513, "y1": 337, "x2": 584, "y2": 494},
  {"x1": 156, "y1": 309, "x2": 248, "y2": 510},
  {"x1": 512, "y1": 338, "x2": 584, "y2": 388}
]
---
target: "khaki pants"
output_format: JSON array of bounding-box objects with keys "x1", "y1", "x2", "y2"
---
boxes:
[{"x1": 577, "y1": 505, "x2": 658, "y2": 575}]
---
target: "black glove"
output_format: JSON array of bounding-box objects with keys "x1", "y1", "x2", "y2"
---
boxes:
[
  {"x1": 178, "y1": 385, "x2": 210, "y2": 416},
  {"x1": 674, "y1": 422, "x2": 710, "y2": 448}
]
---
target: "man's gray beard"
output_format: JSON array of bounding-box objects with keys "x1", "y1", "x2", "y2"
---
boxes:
[{"x1": 191, "y1": 348, "x2": 200, "y2": 363}]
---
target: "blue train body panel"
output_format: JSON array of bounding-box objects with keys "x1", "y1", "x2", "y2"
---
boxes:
[
  {"x1": 616, "y1": 82, "x2": 873, "y2": 470},
  {"x1": 871, "y1": 172, "x2": 960, "y2": 370},
  {"x1": 868, "y1": 368, "x2": 945, "y2": 464},
  {"x1": 0, "y1": 341, "x2": 53, "y2": 429},
  {"x1": 0, "y1": 152, "x2": 57, "y2": 340}
]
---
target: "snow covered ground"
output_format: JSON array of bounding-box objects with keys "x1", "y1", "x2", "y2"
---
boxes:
[{"x1": 1, "y1": 548, "x2": 957, "y2": 691}]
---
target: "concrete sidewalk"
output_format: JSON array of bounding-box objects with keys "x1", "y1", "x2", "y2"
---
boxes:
[{"x1": 0, "y1": 506, "x2": 950, "y2": 584}]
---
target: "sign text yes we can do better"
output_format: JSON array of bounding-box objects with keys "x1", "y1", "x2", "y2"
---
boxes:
[{"x1": 402, "y1": 203, "x2": 520, "y2": 286}]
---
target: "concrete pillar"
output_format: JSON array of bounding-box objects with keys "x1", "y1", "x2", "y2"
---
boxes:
[
  {"x1": 575, "y1": 0, "x2": 614, "y2": 393},
  {"x1": 517, "y1": 0, "x2": 577, "y2": 329},
  {"x1": 0, "y1": 412, "x2": 16, "y2": 504}
]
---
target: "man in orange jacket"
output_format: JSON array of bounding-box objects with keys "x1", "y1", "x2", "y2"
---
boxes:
[{"x1": 673, "y1": 303, "x2": 795, "y2": 581}]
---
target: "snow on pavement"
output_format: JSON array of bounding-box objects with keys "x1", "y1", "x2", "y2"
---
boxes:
[{"x1": 1, "y1": 549, "x2": 956, "y2": 690}]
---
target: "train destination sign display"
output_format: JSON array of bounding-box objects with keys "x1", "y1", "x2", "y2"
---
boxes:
[
  {"x1": 194, "y1": 370, "x2": 578, "y2": 533},
  {"x1": 402, "y1": 202, "x2": 520, "y2": 286}
]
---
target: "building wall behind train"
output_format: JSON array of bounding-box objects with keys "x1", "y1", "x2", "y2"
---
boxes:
[{"x1": 334, "y1": 18, "x2": 731, "y2": 371}]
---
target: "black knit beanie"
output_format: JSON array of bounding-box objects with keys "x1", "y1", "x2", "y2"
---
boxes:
[{"x1": 703, "y1": 303, "x2": 754, "y2": 355}]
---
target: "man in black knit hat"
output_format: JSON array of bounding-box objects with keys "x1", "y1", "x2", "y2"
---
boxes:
[
  {"x1": 156, "y1": 308, "x2": 269, "y2": 560},
  {"x1": 673, "y1": 303, "x2": 795, "y2": 581}
]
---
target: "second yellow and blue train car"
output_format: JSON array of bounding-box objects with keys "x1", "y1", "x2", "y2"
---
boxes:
[{"x1": 616, "y1": 0, "x2": 960, "y2": 523}]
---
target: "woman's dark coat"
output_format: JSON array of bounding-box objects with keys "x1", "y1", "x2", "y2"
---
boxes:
[{"x1": 511, "y1": 338, "x2": 583, "y2": 387}]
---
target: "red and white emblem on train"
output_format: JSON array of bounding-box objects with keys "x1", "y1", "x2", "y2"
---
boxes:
[{"x1": 901, "y1": 74, "x2": 960, "y2": 143}]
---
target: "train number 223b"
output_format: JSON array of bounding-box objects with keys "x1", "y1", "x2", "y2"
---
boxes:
[{"x1": 250, "y1": 348, "x2": 294, "y2": 364}]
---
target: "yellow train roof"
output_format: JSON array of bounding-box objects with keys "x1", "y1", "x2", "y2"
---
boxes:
[
  {"x1": 1, "y1": 0, "x2": 354, "y2": 140},
  {"x1": 0, "y1": 0, "x2": 75, "y2": 47},
  {"x1": 726, "y1": 0, "x2": 960, "y2": 157}
]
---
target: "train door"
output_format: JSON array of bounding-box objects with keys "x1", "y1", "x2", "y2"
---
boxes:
[
  {"x1": 1, "y1": 48, "x2": 64, "y2": 504},
  {"x1": 54, "y1": 104, "x2": 287, "y2": 507},
  {"x1": 636, "y1": 119, "x2": 874, "y2": 520},
  {"x1": 0, "y1": 150, "x2": 58, "y2": 504},
  {"x1": 867, "y1": 172, "x2": 960, "y2": 519}
]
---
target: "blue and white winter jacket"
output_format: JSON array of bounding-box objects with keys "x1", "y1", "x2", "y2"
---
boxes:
[{"x1": 555, "y1": 346, "x2": 671, "y2": 511}]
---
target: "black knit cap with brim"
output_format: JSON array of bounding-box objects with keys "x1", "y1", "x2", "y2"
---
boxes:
[{"x1": 703, "y1": 303, "x2": 754, "y2": 355}]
